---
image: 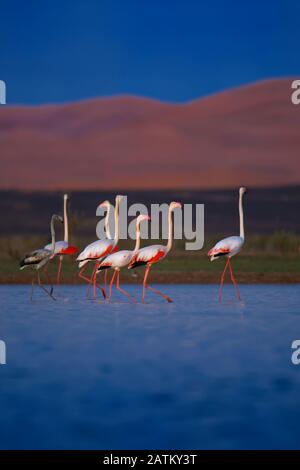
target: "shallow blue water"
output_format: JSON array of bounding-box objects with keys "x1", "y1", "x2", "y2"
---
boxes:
[{"x1": 0, "y1": 284, "x2": 300, "y2": 450}]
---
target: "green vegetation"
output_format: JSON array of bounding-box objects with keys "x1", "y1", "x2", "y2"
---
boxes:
[{"x1": 1, "y1": 231, "x2": 299, "y2": 284}]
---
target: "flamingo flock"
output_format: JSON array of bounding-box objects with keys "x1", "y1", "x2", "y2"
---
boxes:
[
  {"x1": 77, "y1": 196, "x2": 123, "y2": 299},
  {"x1": 20, "y1": 187, "x2": 247, "y2": 303}
]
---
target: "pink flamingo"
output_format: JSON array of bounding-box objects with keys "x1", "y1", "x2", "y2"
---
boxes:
[
  {"x1": 208, "y1": 187, "x2": 247, "y2": 302},
  {"x1": 44, "y1": 194, "x2": 78, "y2": 284},
  {"x1": 76, "y1": 195, "x2": 123, "y2": 299},
  {"x1": 97, "y1": 214, "x2": 150, "y2": 302},
  {"x1": 128, "y1": 202, "x2": 182, "y2": 303}
]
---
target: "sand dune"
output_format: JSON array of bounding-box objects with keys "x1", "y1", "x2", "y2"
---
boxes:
[{"x1": 0, "y1": 78, "x2": 299, "y2": 189}]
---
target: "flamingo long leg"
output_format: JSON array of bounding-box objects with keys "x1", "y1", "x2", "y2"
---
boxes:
[
  {"x1": 93, "y1": 262, "x2": 99, "y2": 299},
  {"x1": 30, "y1": 277, "x2": 35, "y2": 301},
  {"x1": 115, "y1": 271, "x2": 136, "y2": 303},
  {"x1": 92, "y1": 262, "x2": 106, "y2": 300},
  {"x1": 84, "y1": 267, "x2": 107, "y2": 300},
  {"x1": 79, "y1": 263, "x2": 92, "y2": 284},
  {"x1": 43, "y1": 266, "x2": 54, "y2": 297},
  {"x1": 219, "y1": 258, "x2": 230, "y2": 303},
  {"x1": 104, "y1": 270, "x2": 108, "y2": 297},
  {"x1": 142, "y1": 266, "x2": 150, "y2": 303},
  {"x1": 56, "y1": 255, "x2": 63, "y2": 284},
  {"x1": 228, "y1": 259, "x2": 241, "y2": 301},
  {"x1": 142, "y1": 265, "x2": 173, "y2": 303},
  {"x1": 109, "y1": 270, "x2": 117, "y2": 300},
  {"x1": 88, "y1": 263, "x2": 96, "y2": 298},
  {"x1": 78, "y1": 263, "x2": 98, "y2": 298},
  {"x1": 37, "y1": 271, "x2": 56, "y2": 300}
]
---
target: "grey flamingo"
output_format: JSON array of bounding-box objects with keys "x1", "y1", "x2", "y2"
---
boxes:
[{"x1": 20, "y1": 214, "x2": 63, "y2": 300}]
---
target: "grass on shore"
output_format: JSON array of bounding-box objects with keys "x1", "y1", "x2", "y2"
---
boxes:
[{"x1": 1, "y1": 231, "x2": 300, "y2": 284}]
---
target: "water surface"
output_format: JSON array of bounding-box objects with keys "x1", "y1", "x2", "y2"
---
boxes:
[{"x1": 0, "y1": 284, "x2": 300, "y2": 449}]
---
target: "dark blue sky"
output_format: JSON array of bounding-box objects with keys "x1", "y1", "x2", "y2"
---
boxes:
[{"x1": 1, "y1": 0, "x2": 299, "y2": 104}]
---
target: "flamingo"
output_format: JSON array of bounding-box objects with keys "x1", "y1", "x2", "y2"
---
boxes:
[
  {"x1": 97, "y1": 214, "x2": 150, "y2": 302},
  {"x1": 208, "y1": 186, "x2": 247, "y2": 302},
  {"x1": 20, "y1": 214, "x2": 63, "y2": 300},
  {"x1": 76, "y1": 195, "x2": 123, "y2": 299},
  {"x1": 44, "y1": 194, "x2": 78, "y2": 284},
  {"x1": 128, "y1": 202, "x2": 182, "y2": 303}
]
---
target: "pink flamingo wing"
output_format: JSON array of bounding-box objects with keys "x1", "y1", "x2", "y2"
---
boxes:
[{"x1": 208, "y1": 246, "x2": 230, "y2": 256}]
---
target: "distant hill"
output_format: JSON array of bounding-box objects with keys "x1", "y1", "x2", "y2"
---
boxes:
[{"x1": 0, "y1": 78, "x2": 299, "y2": 190}]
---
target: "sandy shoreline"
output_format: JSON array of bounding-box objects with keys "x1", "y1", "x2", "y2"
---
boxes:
[{"x1": 2, "y1": 271, "x2": 300, "y2": 285}]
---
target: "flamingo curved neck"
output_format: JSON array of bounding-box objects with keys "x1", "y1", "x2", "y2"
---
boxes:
[
  {"x1": 64, "y1": 196, "x2": 69, "y2": 243},
  {"x1": 113, "y1": 198, "x2": 121, "y2": 247},
  {"x1": 166, "y1": 206, "x2": 174, "y2": 253},
  {"x1": 239, "y1": 191, "x2": 245, "y2": 240},
  {"x1": 50, "y1": 216, "x2": 56, "y2": 254},
  {"x1": 105, "y1": 203, "x2": 112, "y2": 239},
  {"x1": 133, "y1": 222, "x2": 142, "y2": 253}
]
